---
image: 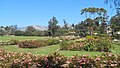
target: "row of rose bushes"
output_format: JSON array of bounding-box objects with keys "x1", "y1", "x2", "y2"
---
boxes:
[
  {"x1": 18, "y1": 39, "x2": 60, "y2": 48},
  {"x1": 0, "y1": 39, "x2": 60, "y2": 48},
  {"x1": 60, "y1": 36, "x2": 79, "y2": 41},
  {"x1": 0, "y1": 49, "x2": 120, "y2": 68},
  {"x1": 0, "y1": 36, "x2": 78, "y2": 47},
  {"x1": 60, "y1": 38, "x2": 113, "y2": 52},
  {"x1": 0, "y1": 40, "x2": 17, "y2": 46}
]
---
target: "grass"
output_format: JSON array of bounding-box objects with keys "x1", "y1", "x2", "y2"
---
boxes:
[
  {"x1": 0, "y1": 45, "x2": 103, "y2": 57},
  {"x1": 0, "y1": 45, "x2": 59, "y2": 56},
  {"x1": 0, "y1": 36, "x2": 120, "y2": 57},
  {"x1": 1, "y1": 44, "x2": 120, "y2": 57},
  {"x1": 0, "y1": 36, "x2": 49, "y2": 41},
  {"x1": 112, "y1": 44, "x2": 120, "y2": 54}
]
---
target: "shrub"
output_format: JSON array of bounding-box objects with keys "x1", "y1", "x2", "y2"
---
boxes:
[
  {"x1": 60, "y1": 38, "x2": 113, "y2": 52},
  {"x1": 98, "y1": 34, "x2": 109, "y2": 37},
  {"x1": 18, "y1": 40, "x2": 41, "y2": 48},
  {"x1": 69, "y1": 53, "x2": 120, "y2": 68},
  {"x1": 0, "y1": 49, "x2": 120, "y2": 68},
  {"x1": 0, "y1": 50, "x2": 67, "y2": 68},
  {"x1": 60, "y1": 36, "x2": 78, "y2": 41},
  {"x1": 113, "y1": 34, "x2": 120, "y2": 40},
  {"x1": 18, "y1": 39, "x2": 60, "y2": 48},
  {"x1": 60, "y1": 41, "x2": 85, "y2": 51},
  {"x1": 84, "y1": 38, "x2": 113, "y2": 52},
  {"x1": 47, "y1": 39, "x2": 60, "y2": 45},
  {"x1": 0, "y1": 40, "x2": 17, "y2": 46},
  {"x1": 114, "y1": 41, "x2": 120, "y2": 46}
]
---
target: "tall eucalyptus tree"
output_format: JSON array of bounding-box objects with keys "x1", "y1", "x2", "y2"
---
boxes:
[
  {"x1": 48, "y1": 16, "x2": 59, "y2": 37},
  {"x1": 81, "y1": 7, "x2": 108, "y2": 35}
]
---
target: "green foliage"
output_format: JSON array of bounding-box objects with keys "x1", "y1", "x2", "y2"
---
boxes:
[
  {"x1": 110, "y1": 15, "x2": 120, "y2": 32},
  {"x1": 81, "y1": 7, "x2": 108, "y2": 35},
  {"x1": 0, "y1": 26, "x2": 5, "y2": 36},
  {"x1": 84, "y1": 38, "x2": 113, "y2": 52},
  {"x1": 99, "y1": 22, "x2": 107, "y2": 34},
  {"x1": 113, "y1": 34, "x2": 120, "y2": 40},
  {"x1": 60, "y1": 41, "x2": 72, "y2": 50},
  {"x1": 15, "y1": 30, "x2": 24, "y2": 36},
  {"x1": 48, "y1": 16, "x2": 59, "y2": 37},
  {"x1": 47, "y1": 39, "x2": 60, "y2": 45},
  {"x1": 98, "y1": 34, "x2": 108, "y2": 37},
  {"x1": 60, "y1": 38, "x2": 113, "y2": 52},
  {"x1": 116, "y1": 42, "x2": 120, "y2": 46}
]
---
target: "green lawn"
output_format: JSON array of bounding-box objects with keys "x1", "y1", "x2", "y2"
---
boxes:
[
  {"x1": 0, "y1": 36, "x2": 49, "y2": 41},
  {"x1": 0, "y1": 36, "x2": 120, "y2": 57},
  {"x1": 0, "y1": 44, "x2": 114, "y2": 57},
  {"x1": 112, "y1": 44, "x2": 120, "y2": 54}
]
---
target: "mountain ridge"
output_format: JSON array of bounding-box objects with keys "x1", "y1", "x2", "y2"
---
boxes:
[{"x1": 18, "y1": 25, "x2": 48, "y2": 31}]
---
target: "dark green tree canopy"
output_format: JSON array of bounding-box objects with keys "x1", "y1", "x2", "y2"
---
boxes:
[
  {"x1": 110, "y1": 14, "x2": 120, "y2": 32},
  {"x1": 48, "y1": 16, "x2": 59, "y2": 37}
]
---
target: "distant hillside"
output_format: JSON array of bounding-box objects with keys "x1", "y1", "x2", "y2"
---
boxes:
[{"x1": 18, "y1": 25, "x2": 48, "y2": 31}]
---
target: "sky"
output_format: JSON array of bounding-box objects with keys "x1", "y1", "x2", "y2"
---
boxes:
[{"x1": 0, "y1": 0, "x2": 116, "y2": 27}]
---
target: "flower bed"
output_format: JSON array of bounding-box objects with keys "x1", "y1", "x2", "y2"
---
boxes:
[
  {"x1": 60, "y1": 38, "x2": 113, "y2": 52},
  {"x1": 0, "y1": 40, "x2": 18, "y2": 46},
  {"x1": 0, "y1": 49, "x2": 120, "y2": 68},
  {"x1": 18, "y1": 39, "x2": 60, "y2": 48}
]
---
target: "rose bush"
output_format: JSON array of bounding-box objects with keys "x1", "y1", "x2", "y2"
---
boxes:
[
  {"x1": 18, "y1": 39, "x2": 60, "y2": 48},
  {"x1": 0, "y1": 49, "x2": 120, "y2": 68},
  {"x1": 60, "y1": 38, "x2": 113, "y2": 52},
  {"x1": 0, "y1": 40, "x2": 18, "y2": 46}
]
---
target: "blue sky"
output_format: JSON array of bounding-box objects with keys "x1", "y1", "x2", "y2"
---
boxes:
[{"x1": 0, "y1": 0, "x2": 116, "y2": 27}]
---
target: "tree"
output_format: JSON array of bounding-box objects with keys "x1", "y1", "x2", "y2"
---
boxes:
[
  {"x1": 110, "y1": 14, "x2": 120, "y2": 32},
  {"x1": 26, "y1": 26, "x2": 36, "y2": 32},
  {"x1": 10, "y1": 25, "x2": 17, "y2": 35},
  {"x1": 105, "y1": 0, "x2": 120, "y2": 15},
  {"x1": 81, "y1": 8, "x2": 88, "y2": 18},
  {"x1": 81, "y1": 7, "x2": 103, "y2": 19},
  {"x1": 0, "y1": 26, "x2": 5, "y2": 36},
  {"x1": 48, "y1": 16, "x2": 58, "y2": 37},
  {"x1": 63, "y1": 19, "x2": 68, "y2": 29},
  {"x1": 25, "y1": 26, "x2": 36, "y2": 36},
  {"x1": 84, "y1": 18, "x2": 95, "y2": 35},
  {"x1": 4, "y1": 26, "x2": 11, "y2": 36},
  {"x1": 81, "y1": 7, "x2": 108, "y2": 35},
  {"x1": 99, "y1": 22, "x2": 107, "y2": 34},
  {"x1": 75, "y1": 21, "x2": 87, "y2": 37},
  {"x1": 105, "y1": 0, "x2": 120, "y2": 8},
  {"x1": 14, "y1": 30, "x2": 24, "y2": 36}
]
